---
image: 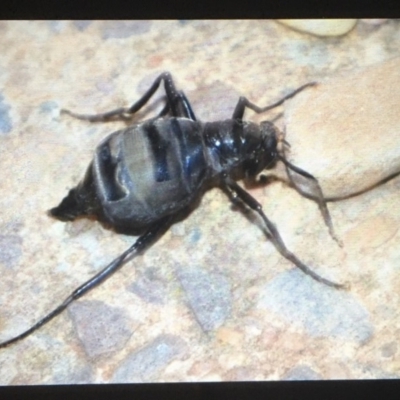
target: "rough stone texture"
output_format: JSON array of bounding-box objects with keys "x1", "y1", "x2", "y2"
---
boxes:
[
  {"x1": 0, "y1": 20, "x2": 399, "y2": 384},
  {"x1": 0, "y1": 234, "x2": 23, "y2": 269},
  {"x1": 177, "y1": 265, "x2": 232, "y2": 332},
  {"x1": 284, "y1": 57, "x2": 400, "y2": 199},
  {"x1": 128, "y1": 268, "x2": 169, "y2": 305},
  {"x1": 111, "y1": 334, "x2": 187, "y2": 383},
  {"x1": 283, "y1": 364, "x2": 322, "y2": 380},
  {"x1": 258, "y1": 269, "x2": 373, "y2": 343},
  {"x1": 68, "y1": 300, "x2": 134, "y2": 359}
]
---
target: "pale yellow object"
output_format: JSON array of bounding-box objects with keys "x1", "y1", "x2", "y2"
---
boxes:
[{"x1": 278, "y1": 19, "x2": 357, "y2": 37}]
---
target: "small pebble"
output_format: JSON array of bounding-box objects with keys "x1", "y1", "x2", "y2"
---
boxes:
[{"x1": 278, "y1": 19, "x2": 357, "y2": 37}]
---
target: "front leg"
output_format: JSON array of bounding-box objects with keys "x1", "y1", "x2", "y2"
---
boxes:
[
  {"x1": 277, "y1": 154, "x2": 342, "y2": 246},
  {"x1": 232, "y1": 82, "x2": 317, "y2": 121},
  {"x1": 223, "y1": 177, "x2": 348, "y2": 290}
]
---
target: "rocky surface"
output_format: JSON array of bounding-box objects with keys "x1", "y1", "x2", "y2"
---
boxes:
[{"x1": 0, "y1": 20, "x2": 399, "y2": 384}]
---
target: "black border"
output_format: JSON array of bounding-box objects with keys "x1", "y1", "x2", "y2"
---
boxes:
[
  {"x1": 1, "y1": 380, "x2": 400, "y2": 399},
  {"x1": 1, "y1": 0, "x2": 399, "y2": 19}
]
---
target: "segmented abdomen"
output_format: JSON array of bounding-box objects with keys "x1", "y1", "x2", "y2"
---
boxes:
[{"x1": 93, "y1": 118, "x2": 208, "y2": 228}]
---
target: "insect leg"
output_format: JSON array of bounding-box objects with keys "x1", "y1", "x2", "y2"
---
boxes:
[
  {"x1": 232, "y1": 82, "x2": 316, "y2": 121},
  {"x1": 176, "y1": 90, "x2": 197, "y2": 120},
  {"x1": 277, "y1": 154, "x2": 342, "y2": 246},
  {"x1": 61, "y1": 72, "x2": 196, "y2": 122},
  {"x1": 152, "y1": 91, "x2": 196, "y2": 121},
  {"x1": 0, "y1": 216, "x2": 173, "y2": 349},
  {"x1": 222, "y1": 177, "x2": 348, "y2": 290}
]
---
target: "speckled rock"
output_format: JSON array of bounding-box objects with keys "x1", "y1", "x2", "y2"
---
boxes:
[
  {"x1": 278, "y1": 19, "x2": 357, "y2": 37},
  {"x1": 111, "y1": 334, "x2": 187, "y2": 383},
  {"x1": 177, "y1": 266, "x2": 232, "y2": 332},
  {"x1": 258, "y1": 269, "x2": 373, "y2": 343},
  {"x1": 0, "y1": 234, "x2": 23, "y2": 269},
  {"x1": 284, "y1": 364, "x2": 322, "y2": 380},
  {"x1": 284, "y1": 57, "x2": 400, "y2": 199},
  {"x1": 68, "y1": 300, "x2": 134, "y2": 359}
]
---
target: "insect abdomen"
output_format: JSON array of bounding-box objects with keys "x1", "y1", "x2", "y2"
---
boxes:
[{"x1": 94, "y1": 118, "x2": 209, "y2": 230}]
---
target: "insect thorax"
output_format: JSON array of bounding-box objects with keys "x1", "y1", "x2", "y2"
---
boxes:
[{"x1": 203, "y1": 119, "x2": 279, "y2": 178}]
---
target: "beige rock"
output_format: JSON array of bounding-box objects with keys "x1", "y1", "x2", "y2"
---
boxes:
[
  {"x1": 215, "y1": 327, "x2": 244, "y2": 346},
  {"x1": 343, "y1": 214, "x2": 399, "y2": 255},
  {"x1": 278, "y1": 19, "x2": 357, "y2": 37},
  {"x1": 284, "y1": 57, "x2": 400, "y2": 199}
]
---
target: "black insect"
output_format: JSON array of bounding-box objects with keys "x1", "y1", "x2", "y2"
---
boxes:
[{"x1": 0, "y1": 72, "x2": 347, "y2": 348}]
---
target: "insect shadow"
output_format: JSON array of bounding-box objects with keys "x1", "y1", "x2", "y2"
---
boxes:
[{"x1": 0, "y1": 72, "x2": 348, "y2": 349}]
